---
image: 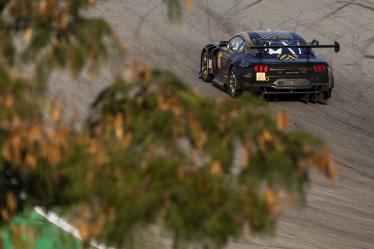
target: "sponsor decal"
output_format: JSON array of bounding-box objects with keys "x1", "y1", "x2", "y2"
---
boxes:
[
  {"x1": 217, "y1": 52, "x2": 223, "y2": 69},
  {"x1": 277, "y1": 54, "x2": 299, "y2": 60}
]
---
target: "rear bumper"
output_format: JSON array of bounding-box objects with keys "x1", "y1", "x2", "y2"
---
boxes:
[
  {"x1": 262, "y1": 88, "x2": 322, "y2": 95},
  {"x1": 242, "y1": 81, "x2": 329, "y2": 94}
]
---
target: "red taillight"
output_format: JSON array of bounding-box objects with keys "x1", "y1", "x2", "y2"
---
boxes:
[
  {"x1": 313, "y1": 64, "x2": 327, "y2": 73},
  {"x1": 254, "y1": 64, "x2": 269, "y2": 73}
]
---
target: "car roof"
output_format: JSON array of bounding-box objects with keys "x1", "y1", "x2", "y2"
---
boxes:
[{"x1": 247, "y1": 31, "x2": 304, "y2": 41}]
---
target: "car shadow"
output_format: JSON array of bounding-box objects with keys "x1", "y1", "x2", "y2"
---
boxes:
[
  {"x1": 261, "y1": 94, "x2": 305, "y2": 103},
  {"x1": 209, "y1": 81, "x2": 326, "y2": 104}
]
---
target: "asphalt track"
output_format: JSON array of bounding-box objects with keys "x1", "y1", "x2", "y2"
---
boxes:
[{"x1": 49, "y1": 0, "x2": 374, "y2": 248}]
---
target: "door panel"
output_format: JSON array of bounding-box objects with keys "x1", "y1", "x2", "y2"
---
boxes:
[
  {"x1": 221, "y1": 51, "x2": 232, "y2": 79},
  {"x1": 220, "y1": 36, "x2": 245, "y2": 80}
]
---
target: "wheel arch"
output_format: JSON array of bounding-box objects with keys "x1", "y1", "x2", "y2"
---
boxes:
[
  {"x1": 200, "y1": 48, "x2": 209, "y2": 70},
  {"x1": 229, "y1": 62, "x2": 239, "y2": 75},
  {"x1": 200, "y1": 46, "x2": 216, "y2": 82},
  {"x1": 201, "y1": 48, "x2": 208, "y2": 60},
  {"x1": 201, "y1": 44, "x2": 220, "y2": 76},
  {"x1": 228, "y1": 62, "x2": 246, "y2": 91}
]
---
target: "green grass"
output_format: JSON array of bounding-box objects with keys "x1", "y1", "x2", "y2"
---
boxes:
[{"x1": 1, "y1": 210, "x2": 90, "y2": 249}]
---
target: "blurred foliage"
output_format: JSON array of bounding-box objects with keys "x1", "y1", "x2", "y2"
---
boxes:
[
  {"x1": 0, "y1": 0, "x2": 336, "y2": 249},
  {"x1": 166, "y1": 0, "x2": 193, "y2": 22},
  {"x1": 0, "y1": 0, "x2": 123, "y2": 89}
]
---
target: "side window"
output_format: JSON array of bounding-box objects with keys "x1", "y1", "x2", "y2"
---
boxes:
[
  {"x1": 237, "y1": 42, "x2": 246, "y2": 53},
  {"x1": 228, "y1": 36, "x2": 245, "y2": 52}
]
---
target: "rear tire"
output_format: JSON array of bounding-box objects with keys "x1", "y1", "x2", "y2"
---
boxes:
[
  {"x1": 325, "y1": 69, "x2": 334, "y2": 99},
  {"x1": 323, "y1": 88, "x2": 332, "y2": 99},
  {"x1": 228, "y1": 69, "x2": 241, "y2": 97},
  {"x1": 201, "y1": 52, "x2": 214, "y2": 82}
]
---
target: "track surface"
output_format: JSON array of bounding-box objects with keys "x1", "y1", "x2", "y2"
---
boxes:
[{"x1": 49, "y1": 1, "x2": 374, "y2": 248}]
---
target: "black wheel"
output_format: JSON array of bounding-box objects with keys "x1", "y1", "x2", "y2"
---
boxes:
[
  {"x1": 325, "y1": 69, "x2": 334, "y2": 99},
  {"x1": 201, "y1": 52, "x2": 214, "y2": 82},
  {"x1": 323, "y1": 88, "x2": 332, "y2": 99},
  {"x1": 228, "y1": 69, "x2": 241, "y2": 97}
]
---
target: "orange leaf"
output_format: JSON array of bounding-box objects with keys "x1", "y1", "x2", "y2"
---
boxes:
[
  {"x1": 10, "y1": 135, "x2": 22, "y2": 163},
  {"x1": 265, "y1": 188, "x2": 280, "y2": 217},
  {"x1": 1, "y1": 209, "x2": 10, "y2": 221},
  {"x1": 123, "y1": 68, "x2": 133, "y2": 82},
  {"x1": 123, "y1": 133, "x2": 133, "y2": 147},
  {"x1": 185, "y1": 0, "x2": 193, "y2": 14},
  {"x1": 6, "y1": 193, "x2": 17, "y2": 212},
  {"x1": 326, "y1": 156, "x2": 337, "y2": 180},
  {"x1": 144, "y1": 63, "x2": 152, "y2": 82},
  {"x1": 27, "y1": 124, "x2": 42, "y2": 142},
  {"x1": 25, "y1": 153, "x2": 37, "y2": 170},
  {"x1": 91, "y1": 214, "x2": 105, "y2": 237},
  {"x1": 50, "y1": 105, "x2": 61, "y2": 124},
  {"x1": 190, "y1": 118, "x2": 207, "y2": 149},
  {"x1": 114, "y1": 115, "x2": 123, "y2": 139},
  {"x1": 241, "y1": 142, "x2": 251, "y2": 169},
  {"x1": 88, "y1": 140, "x2": 98, "y2": 154},
  {"x1": 22, "y1": 27, "x2": 33, "y2": 44},
  {"x1": 95, "y1": 148, "x2": 108, "y2": 166},
  {"x1": 46, "y1": 147, "x2": 61, "y2": 166},
  {"x1": 10, "y1": 115, "x2": 21, "y2": 130},
  {"x1": 59, "y1": 11, "x2": 69, "y2": 29},
  {"x1": 4, "y1": 95, "x2": 14, "y2": 109},
  {"x1": 211, "y1": 160, "x2": 222, "y2": 176},
  {"x1": 50, "y1": 36, "x2": 59, "y2": 47},
  {"x1": 39, "y1": 0, "x2": 47, "y2": 14},
  {"x1": 78, "y1": 222, "x2": 89, "y2": 241},
  {"x1": 1, "y1": 144, "x2": 11, "y2": 161},
  {"x1": 277, "y1": 112, "x2": 289, "y2": 130},
  {"x1": 177, "y1": 166, "x2": 185, "y2": 180},
  {"x1": 262, "y1": 129, "x2": 273, "y2": 142}
]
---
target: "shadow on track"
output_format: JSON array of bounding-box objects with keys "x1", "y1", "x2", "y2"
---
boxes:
[{"x1": 211, "y1": 82, "x2": 326, "y2": 104}]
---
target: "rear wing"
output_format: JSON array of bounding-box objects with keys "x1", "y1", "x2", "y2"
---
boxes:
[{"x1": 250, "y1": 41, "x2": 340, "y2": 53}]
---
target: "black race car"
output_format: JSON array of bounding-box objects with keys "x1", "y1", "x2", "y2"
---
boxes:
[{"x1": 199, "y1": 31, "x2": 340, "y2": 102}]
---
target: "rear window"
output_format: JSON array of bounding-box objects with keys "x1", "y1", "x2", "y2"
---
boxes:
[{"x1": 254, "y1": 39, "x2": 307, "y2": 55}]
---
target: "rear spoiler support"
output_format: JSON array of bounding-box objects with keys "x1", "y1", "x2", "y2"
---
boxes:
[{"x1": 250, "y1": 41, "x2": 341, "y2": 53}]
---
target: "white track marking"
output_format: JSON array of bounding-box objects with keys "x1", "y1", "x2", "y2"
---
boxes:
[{"x1": 34, "y1": 207, "x2": 113, "y2": 249}]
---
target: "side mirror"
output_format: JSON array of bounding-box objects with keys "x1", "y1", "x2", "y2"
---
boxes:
[
  {"x1": 222, "y1": 45, "x2": 229, "y2": 51},
  {"x1": 219, "y1": 41, "x2": 228, "y2": 46}
]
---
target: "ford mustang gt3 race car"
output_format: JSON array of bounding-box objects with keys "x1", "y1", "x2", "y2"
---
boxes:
[{"x1": 199, "y1": 31, "x2": 340, "y2": 103}]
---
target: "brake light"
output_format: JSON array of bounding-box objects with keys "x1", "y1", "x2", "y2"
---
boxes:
[
  {"x1": 313, "y1": 64, "x2": 327, "y2": 73},
  {"x1": 254, "y1": 64, "x2": 269, "y2": 73}
]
